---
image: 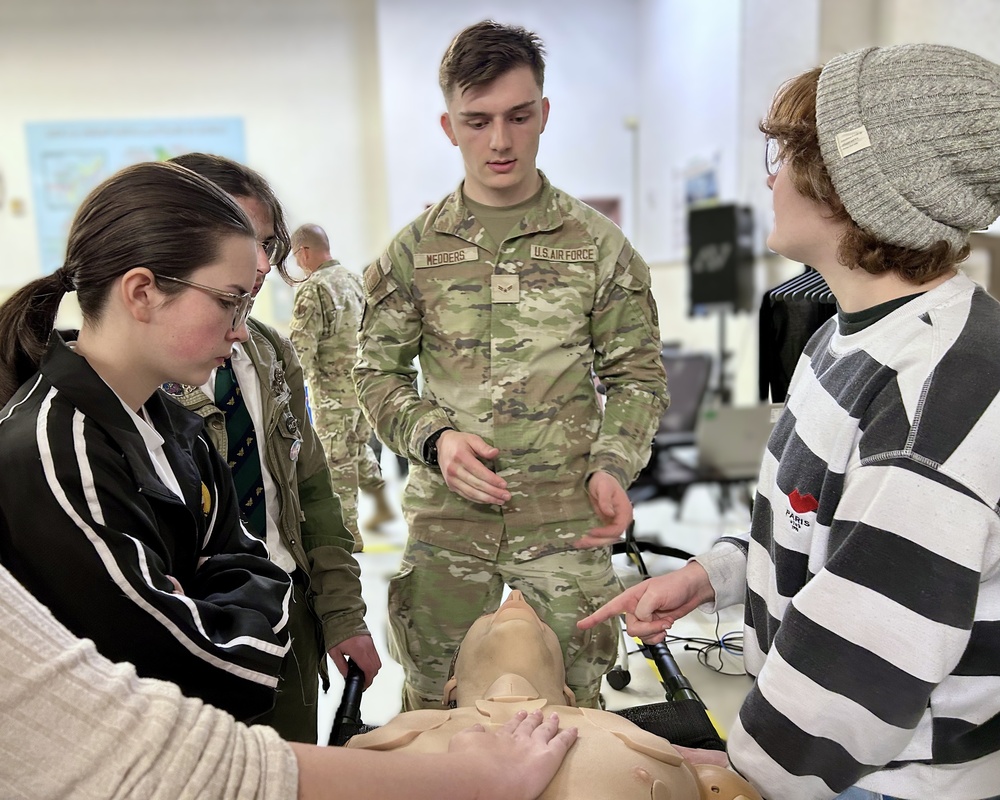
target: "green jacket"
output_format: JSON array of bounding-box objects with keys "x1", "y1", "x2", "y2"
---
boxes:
[
  {"x1": 354, "y1": 175, "x2": 669, "y2": 562},
  {"x1": 166, "y1": 318, "x2": 369, "y2": 651}
]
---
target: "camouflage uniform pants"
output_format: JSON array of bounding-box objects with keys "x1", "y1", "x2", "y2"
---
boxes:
[
  {"x1": 313, "y1": 407, "x2": 384, "y2": 540},
  {"x1": 387, "y1": 539, "x2": 622, "y2": 711}
]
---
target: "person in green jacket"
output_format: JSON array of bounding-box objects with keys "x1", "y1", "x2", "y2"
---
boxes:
[{"x1": 165, "y1": 153, "x2": 381, "y2": 744}]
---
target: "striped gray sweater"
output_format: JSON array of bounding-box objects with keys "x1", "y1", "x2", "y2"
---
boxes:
[{"x1": 697, "y1": 273, "x2": 1000, "y2": 799}]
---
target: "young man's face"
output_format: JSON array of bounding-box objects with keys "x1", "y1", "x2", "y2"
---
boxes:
[
  {"x1": 766, "y1": 163, "x2": 846, "y2": 270},
  {"x1": 235, "y1": 195, "x2": 275, "y2": 298},
  {"x1": 441, "y1": 65, "x2": 550, "y2": 207}
]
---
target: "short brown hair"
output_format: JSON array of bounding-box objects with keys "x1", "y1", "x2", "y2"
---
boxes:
[
  {"x1": 760, "y1": 67, "x2": 967, "y2": 283},
  {"x1": 439, "y1": 20, "x2": 545, "y2": 100}
]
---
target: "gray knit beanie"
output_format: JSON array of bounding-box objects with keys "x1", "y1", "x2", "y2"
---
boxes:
[{"x1": 816, "y1": 44, "x2": 1000, "y2": 252}]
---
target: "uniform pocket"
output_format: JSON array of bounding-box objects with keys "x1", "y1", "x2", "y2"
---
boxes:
[
  {"x1": 612, "y1": 248, "x2": 659, "y2": 336},
  {"x1": 386, "y1": 562, "x2": 419, "y2": 674},
  {"x1": 572, "y1": 564, "x2": 624, "y2": 668}
]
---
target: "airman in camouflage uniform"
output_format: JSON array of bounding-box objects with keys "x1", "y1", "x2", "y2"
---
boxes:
[
  {"x1": 354, "y1": 22, "x2": 669, "y2": 712},
  {"x1": 289, "y1": 224, "x2": 392, "y2": 550}
]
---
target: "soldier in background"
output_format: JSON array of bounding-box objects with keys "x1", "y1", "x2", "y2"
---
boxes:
[
  {"x1": 354, "y1": 20, "x2": 669, "y2": 711},
  {"x1": 289, "y1": 224, "x2": 397, "y2": 549}
]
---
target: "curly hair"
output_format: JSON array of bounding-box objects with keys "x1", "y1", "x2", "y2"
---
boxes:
[{"x1": 760, "y1": 67, "x2": 967, "y2": 283}]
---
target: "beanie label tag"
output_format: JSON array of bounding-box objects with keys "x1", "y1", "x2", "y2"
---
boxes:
[{"x1": 835, "y1": 125, "x2": 872, "y2": 158}]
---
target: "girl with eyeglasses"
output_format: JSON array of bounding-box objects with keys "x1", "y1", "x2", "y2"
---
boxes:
[
  {"x1": 0, "y1": 161, "x2": 579, "y2": 799},
  {"x1": 0, "y1": 160, "x2": 293, "y2": 722}
]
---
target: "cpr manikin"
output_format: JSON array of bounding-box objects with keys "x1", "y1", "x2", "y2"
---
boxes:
[{"x1": 347, "y1": 591, "x2": 762, "y2": 800}]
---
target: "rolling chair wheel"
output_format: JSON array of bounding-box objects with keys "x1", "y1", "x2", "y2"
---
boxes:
[{"x1": 606, "y1": 667, "x2": 632, "y2": 690}]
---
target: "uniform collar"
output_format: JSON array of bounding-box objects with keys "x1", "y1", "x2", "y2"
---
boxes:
[{"x1": 432, "y1": 170, "x2": 564, "y2": 241}]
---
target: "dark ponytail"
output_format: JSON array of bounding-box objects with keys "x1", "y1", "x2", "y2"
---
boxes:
[{"x1": 0, "y1": 272, "x2": 71, "y2": 403}]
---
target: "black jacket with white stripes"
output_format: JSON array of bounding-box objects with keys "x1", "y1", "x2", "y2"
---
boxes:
[{"x1": 0, "y1": 333, "x2": 292, "y2": 721}]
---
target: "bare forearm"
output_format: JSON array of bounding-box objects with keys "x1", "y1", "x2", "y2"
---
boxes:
[
  {"x1": 291, "y1": 745, "x2": 506, "y2": 800},
  {"x1": 291, "y1": 711, "x2": 575, "y2": 800}
]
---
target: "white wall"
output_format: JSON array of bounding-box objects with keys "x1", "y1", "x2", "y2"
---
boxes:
[
  {"x1": 636, "y1": 0, "x2": 743, "y2": 264},
  {"x1": 634, "y1": 0, "x2": 822, "y2": 406},
  {"x1": 880, "y1": 0, "x2": 1000, "y2": 60},
  {"x1": 0, "y1": 0, "x2": 388, "y2": 324},
  {"x1": 375, "y1": 0, "x2": 641, "y2": 237},
  {"x1": 1, "y1": 0, "x2": 996, "y2": 383}
]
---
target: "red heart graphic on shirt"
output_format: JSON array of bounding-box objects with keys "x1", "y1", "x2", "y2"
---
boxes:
[{"x1": 788, "y1": 489, "x2": 819, "y2": 514}]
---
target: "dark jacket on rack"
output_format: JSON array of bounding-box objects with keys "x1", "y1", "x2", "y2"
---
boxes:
[{"x1": 0, "y1": 332, "x2": 292, "y2": 721}]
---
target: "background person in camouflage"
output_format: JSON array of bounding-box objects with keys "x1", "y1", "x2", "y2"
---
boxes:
[
  {"x1": 354, "y1": 20, "x2": 669, "y2": 711},
  {"x1": 166, "y1": 155, "x2": 382, "y2": 744},
  {"x1": 289, "y1": 223, "x2": 397, "y2": 549}
]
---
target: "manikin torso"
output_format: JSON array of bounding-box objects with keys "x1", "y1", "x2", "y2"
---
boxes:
[{"x1": 347, "y1": 591, "x2": 762, "y2": 800}]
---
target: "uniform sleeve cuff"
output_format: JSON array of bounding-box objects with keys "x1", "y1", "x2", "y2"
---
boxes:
[
  {"x1": 586, "y1": 461, "x2": 629, "y2": 489},
  {"x1": 322, "y1": 617, "x2": 371, "y2": 651},
  {"x1": 411, "y1": 415, "x2": 454, "y2": 463}
]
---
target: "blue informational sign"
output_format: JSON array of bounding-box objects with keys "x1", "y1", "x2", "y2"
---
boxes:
[{"x1": 26, "y1": 117, "x2": 245, "y2": 274}]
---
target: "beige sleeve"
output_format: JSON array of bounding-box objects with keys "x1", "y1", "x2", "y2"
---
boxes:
[
  {"x1": 0, "y1": 565, "x2": 298, "y2": 800},
  {"x1": 692, "y1": 540, "x2": 749, "y2": 612}
]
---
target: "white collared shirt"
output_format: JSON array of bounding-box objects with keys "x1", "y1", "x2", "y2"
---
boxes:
[
  {"x1": 119, "y1": 401, "x2": 185, "y2": 502},
  {"x1": 200, "y1": 343, "x2": 296, "y2": 574}
]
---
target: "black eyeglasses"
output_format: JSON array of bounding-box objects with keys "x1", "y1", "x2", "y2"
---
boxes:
[
  {"x1": 260, "y1": 237, "x2": 289, "y2": 266},
  {"x1": 156, "y1": 274, "x2": 254, "y2": 331},
  {"x1": 765, "y1": 136, "x2": 785, "y2": 176}
]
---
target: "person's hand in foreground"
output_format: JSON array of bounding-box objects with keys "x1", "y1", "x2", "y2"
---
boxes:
[
  {"x1": 576, "y1": 471, "x2": 633, "y2": 547},
  {"x1": 449, "y1": 709, "x2": 579, "y2": 799},
  {"x1": 328, "y1": 634, "x2": 382, "y2": 690},
  {"x1": 291, "y1": 708, "x2": 578, "y2": 800},
  {"x1": 577, "y1": 562, "x2": 715, "y2": 644},
  {"x1": 437, "y1": 430, "x2": 511, "y2": 506}
]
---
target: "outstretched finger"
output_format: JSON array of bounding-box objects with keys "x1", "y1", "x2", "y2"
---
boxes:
[
  {"x1": 550, "y1": 726, "x2": 579, "y2": 754},
  {"x1": 537, "y1": 719, "x2": 579, "y2": 759},
  {"x1": 578, "y1": 595, "x2": 629, "y2": 630}
]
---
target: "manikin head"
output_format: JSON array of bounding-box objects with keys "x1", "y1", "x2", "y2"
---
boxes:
[
  {"x1": 440, "y1": 591, "x2": 764, "y2": 800},
  {"x1": 444, "y1": 590, "x2": 575, "y2": 708}
]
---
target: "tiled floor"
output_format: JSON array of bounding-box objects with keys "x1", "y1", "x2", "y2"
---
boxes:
[{"x1": 317, "y1": 455, "x2": 755, "y2": 745}]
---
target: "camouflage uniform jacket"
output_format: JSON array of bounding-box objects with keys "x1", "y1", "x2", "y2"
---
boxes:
[
  {"x1": 164, "y1": 318, "x2": 369, "y2": 651},
  {"x1": 354, "y1": 175, "x2": 669, "y2": 562},
  {"x1": 289, "y1": 260, "x2": 364, "y2": 410}
]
